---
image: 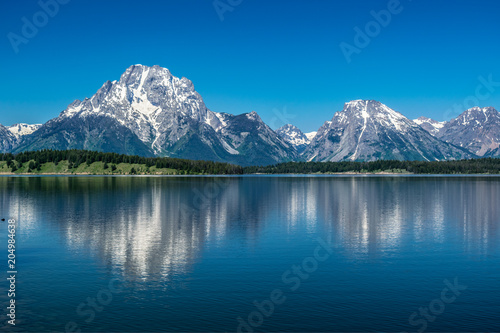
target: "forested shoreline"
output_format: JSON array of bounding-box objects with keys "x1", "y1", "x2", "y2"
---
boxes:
[
  {"x1": 1, "y1": 150, "x2": 500, "y2": 175},
  {"x1": 244, "y1": 159, "x2": 500, "y2": 174},
  {"x1": 0, "y1": 150, "x2": 244, "y2": 175}
]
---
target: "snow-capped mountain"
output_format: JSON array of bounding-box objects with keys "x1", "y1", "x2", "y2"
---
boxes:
[
  {"x1": 3, "y1": 64, "x2": 499, "y2": 165},
  {"x1": 436, "y1": 107, "x2": 500, "y2": 156},
  {"x1": 217, "y1": 112, "x2": 297, "y2": 162},
  {"x1": 413, "y1": 117, "x2": 446, "y2": 136},
  {"x1": 0, "y1": 123, "x2": 41, "y2": 152},
  {"x1": 305, "y1": 131, "x2": 317, "y2": 141},
  {"x1": 303, "y1": 100, "x2": 473, "y2": 162},
  {"x1": 16, "y1": 65, "x2": 295, "y2": 166},
  {"x1": 7, "y1": 123, "x2": 42, "y2": 139},
  {"x1": 55, "y1": 64, "x2": 220, "y2": 153},
  {"x1": 276, "y1": 124, "x2": 311, "y2": 153}
]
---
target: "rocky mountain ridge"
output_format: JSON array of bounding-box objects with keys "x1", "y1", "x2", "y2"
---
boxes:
[{"x1": 2, "y1": 65, "x2": 499, "y2": 165}]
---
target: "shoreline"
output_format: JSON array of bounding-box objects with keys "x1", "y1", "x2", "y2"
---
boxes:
[{"x1": 2, "y1": 172, "x2": 500, "y2": 176}]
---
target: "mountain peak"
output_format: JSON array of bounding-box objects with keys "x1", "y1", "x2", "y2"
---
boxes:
[
  {"x1": 454, "y1": 106, "x2": 500, "y2": 125},
  {"x1": 345, "y1": 99, "x2": 381, "y2": 108},
  {"x1": 7, "y1": 123, "x2": 42, "y2": 138},
  {"x1": 276, "y1": 124, "x2": 310, "y2": 152},
  {"x1": 438, "y1": 106, "x2": 500, "y2": 156},
  {"x1": 14, "y1": 65, "x2": 295, "y2": 166},
  {"x1": 246, "y1": 111, "x2": 261, "y2": 121},
  {"x1": 119, "y1": 64, "x2": 173, "y2": 86},
  {"x1": 414, "y1": 116, "x2": 445, "y2": 135},
  {"x1": 302, "y1": 99, "x2": 472, "y2": 162},
  {"x1": 343, "y1": 100, "x2": 398, "y2": 115},
  {"x1": 416, "y1": 116, "x2": 432, "y2": 122},
  {"x1": 60, "y1": 64, "x2": 206, "y2": 119},
  {"x1": 414, "y1": 116, "x2": 442, "y2": 125},
  {"x1": 345, "y1": 99, "x2": 366, "y2": 109},
  {"x1": 278, "y1": 124, "x2": 299, "y2": 131},
  {"x1": 338, "y1": 100, "x2": 408, "y2": 130},
  {"x1": 464, "y1": 106, "x2": 498, "y2": 114}
]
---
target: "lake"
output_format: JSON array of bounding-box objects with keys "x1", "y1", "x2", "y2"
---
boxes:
[{"x1": 0, "y1": 175, "x2": 499, "y2": 332}]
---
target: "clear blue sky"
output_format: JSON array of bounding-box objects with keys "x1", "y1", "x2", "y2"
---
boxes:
[{"x1": 1, "y1": 0, "x2": 499, "y2": 132}]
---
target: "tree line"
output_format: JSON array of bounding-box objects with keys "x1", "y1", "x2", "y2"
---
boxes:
[
  {"x1": 1, "y1": 150, "x2": 500, "y2": 174},
  {"x1": 243, "y1": 159, "x2": 500, "y2": 174},
  {"x1": 0, "y1": 150, "x2": 244, "y2": 174}
]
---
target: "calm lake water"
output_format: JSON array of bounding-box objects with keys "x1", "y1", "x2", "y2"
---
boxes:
[{"x1": 0, "y1": 175, "x2": 499, "y2": 332}]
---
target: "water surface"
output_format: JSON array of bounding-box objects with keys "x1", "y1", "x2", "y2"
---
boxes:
[{"x1": 0, "y1": 176, "x2": 499, "y2": 332}]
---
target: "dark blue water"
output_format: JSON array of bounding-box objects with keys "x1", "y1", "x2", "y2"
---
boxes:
[{"x1": 0, "y1": 176, "x2": 499, "y2": 332}]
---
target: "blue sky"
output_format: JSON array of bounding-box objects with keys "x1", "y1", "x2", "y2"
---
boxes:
[{"x1": 1, "y1": 0, "x2": 499, "y2": 132}]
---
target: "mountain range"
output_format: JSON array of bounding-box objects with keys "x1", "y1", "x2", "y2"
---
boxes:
[{"x1": 1, "y1": 65, "x2": 499, "y2": 165}]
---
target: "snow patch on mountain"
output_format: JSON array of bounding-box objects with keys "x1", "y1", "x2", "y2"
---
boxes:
[
  {"x1": 305, "y1": 131, "x2": 317, "y2": 141},
  {"x1": 414, "y1": 116, "x2": 446, "y2": 135},
  {"x1": 8, "y1": 123, "x2": 42, "y2": 138}
]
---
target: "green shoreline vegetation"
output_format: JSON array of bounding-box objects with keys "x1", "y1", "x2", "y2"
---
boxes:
[
  {"x1": 0, "y1": 150, "x2": 243, "y2": 175},
  {"x1": 1, "y1": 150, "x2": 500, "y2": 175},
  {"x1": 244, "y1": 159, "x2": 500, "y2": 174}
]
